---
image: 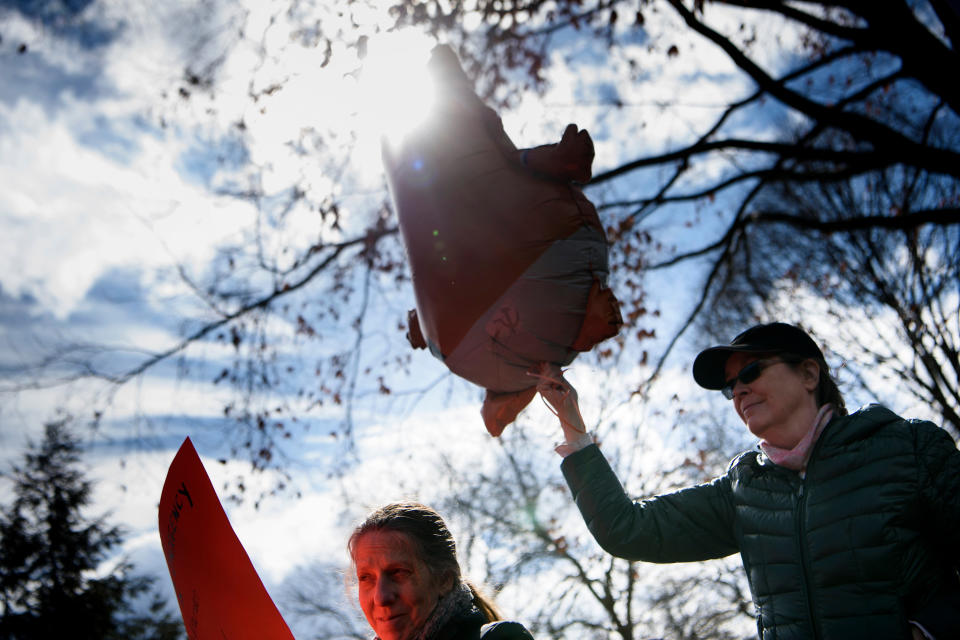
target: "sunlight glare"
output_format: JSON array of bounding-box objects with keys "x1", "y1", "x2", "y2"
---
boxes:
[{"x1": 354, "y1": 30, "x2": 437, "y2": 147}]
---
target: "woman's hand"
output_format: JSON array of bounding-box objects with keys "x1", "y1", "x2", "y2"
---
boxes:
[{"x1": 531, "y1": 362, "x2": 588, "y2": 440}]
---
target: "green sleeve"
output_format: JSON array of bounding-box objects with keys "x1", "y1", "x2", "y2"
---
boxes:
[
  {"x1": 914, "y1": 420, "x2": 960, "y2": 562},
  {"x1": 561, "y1": 444, "x2": 739, "y2": 562}
]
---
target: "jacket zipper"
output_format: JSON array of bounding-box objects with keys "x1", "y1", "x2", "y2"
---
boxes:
[
  {"x1": 795, "y1": 476, "x2": 820, "y2": 639},
  {"x1": 795, "y1": 423, "x2": 832, "y2": 640}
]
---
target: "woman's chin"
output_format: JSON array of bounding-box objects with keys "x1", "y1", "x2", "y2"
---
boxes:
[
  {"x1": 745, "y1": 418, "x2": 767, "y2": 440},
  {"x1": 375, "y1": 619, "x2": 411, "y2": 640}
]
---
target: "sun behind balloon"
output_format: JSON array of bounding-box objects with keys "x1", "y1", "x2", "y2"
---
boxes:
[
  {"x1": 354, "y1": 30, "x2": 437, "y2": 148},
  {"x1": 382, "y1": 45, "x2": 622, "y2": 437}
]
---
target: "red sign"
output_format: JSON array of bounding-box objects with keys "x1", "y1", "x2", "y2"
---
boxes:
[{"x1": 158, "y1": 437, "x2": 294, "y2": 639}]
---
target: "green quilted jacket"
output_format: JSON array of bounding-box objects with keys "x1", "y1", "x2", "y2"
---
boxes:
[{"x1": 561, "y1": 405, "x2": 960, "y2": 639}]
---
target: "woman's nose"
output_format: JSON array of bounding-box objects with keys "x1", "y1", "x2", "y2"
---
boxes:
[
  {"x1": 374, "y1": 578, "x2": 396, "y2": 605},
  {"x1": 732, "y1": 378, "x2": 749, "y2": 397}
]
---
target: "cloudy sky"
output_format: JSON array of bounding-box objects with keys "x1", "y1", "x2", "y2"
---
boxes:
[{"x1": 0, "y1": 0, "x2": 786, "y2": 634}]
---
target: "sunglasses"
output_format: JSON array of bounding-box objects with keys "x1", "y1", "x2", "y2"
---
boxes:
[{"x1": 721, "y1": 358, "x2": 783, "y2": 400}]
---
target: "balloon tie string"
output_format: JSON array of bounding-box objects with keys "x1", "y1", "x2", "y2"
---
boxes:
[{"x1": 527, "y1": 369, "x2": 587, "y2": 435}]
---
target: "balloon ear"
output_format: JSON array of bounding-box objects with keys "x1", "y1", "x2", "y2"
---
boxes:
[
  {"x1": 428, "y1": 44, "x2": 471, "y2": 88},
  {"x1": 571, "y1": 279, "x2": 622, "y2": 351},
  {"x1": 406, "y1": 309, "x2": 427, "y2": 350},
  {"x1": 481, "y1": 387, "x2": 538, "y2": 437}
]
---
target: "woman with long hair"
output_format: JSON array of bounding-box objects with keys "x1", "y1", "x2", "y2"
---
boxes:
[{"x1": 348, "y1": 502, "x2": 533, "y2": 640}]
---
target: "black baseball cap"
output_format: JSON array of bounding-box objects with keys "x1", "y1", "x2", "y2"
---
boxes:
[{"x1": 693, "y1": 322, "x2": 825, "y2": 390}]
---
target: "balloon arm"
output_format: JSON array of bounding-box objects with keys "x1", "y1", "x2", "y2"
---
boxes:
[{"x1": 516, "y1": 124, "x2": 594, "y2": 184}]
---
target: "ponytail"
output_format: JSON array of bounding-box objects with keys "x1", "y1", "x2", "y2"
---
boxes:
[
  {"x1": 782, "y1": 353, "x2": 847, "y2": 416},
  {"x1": 465, "y1": 580, "x2": 503, "y2": 622},
  {"x1": 816, "y1": 361, "x2": 847, "y2": 416}
]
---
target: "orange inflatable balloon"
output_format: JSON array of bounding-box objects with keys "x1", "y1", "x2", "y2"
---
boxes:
[
  {"x1": 383, "y1": 45, "x2": 622, "y2": 435},
  {"x1": 158, "y1": 438, "x2": 293, "y2": 640}
]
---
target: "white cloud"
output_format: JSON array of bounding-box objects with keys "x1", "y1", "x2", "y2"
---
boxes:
[{"x1": 0, "y1": 92, "x2": 259, "y2": 316}]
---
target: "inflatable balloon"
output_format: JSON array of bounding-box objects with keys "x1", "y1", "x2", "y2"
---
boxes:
[{"x1": 383, "y1": 45, "x2": 621, "y2": 436}]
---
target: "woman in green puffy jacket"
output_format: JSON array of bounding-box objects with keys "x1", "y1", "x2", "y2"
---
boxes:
[{"x1": 537, "y1": 322, "x2": 960, "y2": 640}]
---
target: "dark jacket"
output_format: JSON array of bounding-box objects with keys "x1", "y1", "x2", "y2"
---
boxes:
[
  {"x1": 431, "y1": 606, "x2": 534, "y2": 640},
  {"x1": 561, "y1": 405, "x2": 960, "y2": 639}
]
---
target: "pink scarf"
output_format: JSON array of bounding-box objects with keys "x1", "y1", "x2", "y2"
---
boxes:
[{"x1": 760, "y1": 404, "x2": 834, "y2": 471}]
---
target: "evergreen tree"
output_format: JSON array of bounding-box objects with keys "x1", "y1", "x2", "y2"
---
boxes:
[{"x1": 0, "y1": 418, "x2": 183, "y2": 640}]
